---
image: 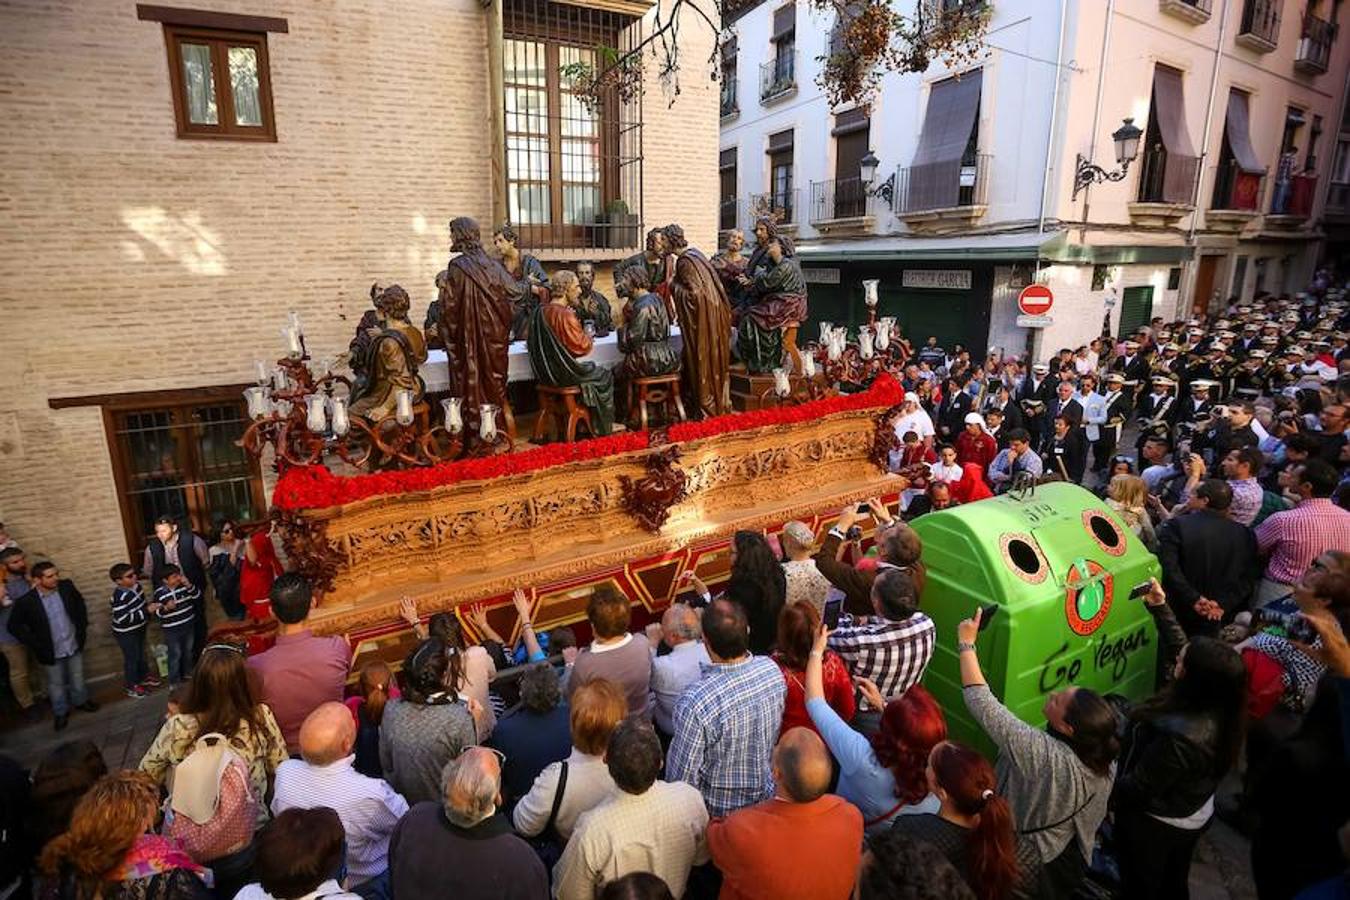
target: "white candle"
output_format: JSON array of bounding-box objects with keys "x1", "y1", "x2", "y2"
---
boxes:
[
  {"x1": 330, "y1": 397, "x2": 350, "y2": 436},
  {"x1": 862, "y1": 279, "x2": 880, "y2": 308},
  {"x1": 802, "y1": 353, "x2": 816, "y2": 378},
  {"x1": 254, "y1": 359, "x2": 269, "y2": 384},
  {"x1": 827, "y1": 340, "x2": 842, "y2": 362},
  {"x1": 289, "y1": 310, "x2": 303, "y2": 336},
  {"x1": 272, "y1": 367, "x2": 288, "y2": 392},
  {"x1": 243, "y1": 386, "x2": 269, "y2": 419},
  {"x1": 479, "y1": 404, "x2": 499, "y2": 442},
  {"x1": 819, "y1": 321, "x2": 834, "y2": 342},
  {"x1": 442, "y1": 397, "x2": 463, "y2": 433},
  {"x1": 395, "y1": 389, "x2": 415, "y2": 426},
  {"x1": 305, "y1": 394, "x2": 328, "y2": 432},
  {"x1": 772, "y1": 367, "x2": 791, "y2": 397}
]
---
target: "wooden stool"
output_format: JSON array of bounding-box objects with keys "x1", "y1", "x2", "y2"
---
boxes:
[
  {"x1": 533, "y1": 385, "x2": 593, "y2": 443},
  {"x1": 629, "y1": 374, "x2": 687, "y2": 430}
]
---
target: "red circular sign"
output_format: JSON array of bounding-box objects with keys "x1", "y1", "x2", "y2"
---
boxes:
[
  {"x1": 1018, "y1": 284, "x2": 1054, "y2": 316},
  {"x1": 1064, "y1": 559, "x2": 1114, "y2": 637}
]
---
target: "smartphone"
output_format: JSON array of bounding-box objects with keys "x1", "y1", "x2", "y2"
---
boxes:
[
  {"x1": 1128, "y1": 581, "x2": 1153, "y2": 601},
  {"x1": 977, "y1": 603, "x2": 999, "y2": 631},
  {"x1": 857, "y1": 503, "x2": 872, "y2": 514},
  {"x1": 823, "y1": 598, "x2": 843, "y2": 630}
]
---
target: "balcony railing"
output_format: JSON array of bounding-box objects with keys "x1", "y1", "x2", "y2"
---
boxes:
[
  {"x1": 1237, "y1": 0, "x2": 1280, "y2": 51},
  {"x1": 759, "y1": 53, "x2": 795, "y2": 103},
  {"x1": 1296, "y1": 13, "x2": 1336, "y2": 73},
  {"x1": 1159, "y1": 0, "x2": 1213, "y2": 23},
  {"x1": 895, "y1": 154, "x2": 991, "y2": 213},
  {"x1": 1270, "y1": 172, "x2": 1317, "y2": 217},
  {"x1": 1210, "y1": 161, "x2": 1265, "y2": 211},
  {"x1": 749, "y1": 188, "x2": 800, "y2": 225},
  {"x1": 808, "y1": 177, "x2": 873, "y2": 223},
  {"x1": 1136, "y1": 143, "x2": 1200, "y2": 204},
  {"x1": 720, "y1": 77, "x2": 739, "y2": 117}
]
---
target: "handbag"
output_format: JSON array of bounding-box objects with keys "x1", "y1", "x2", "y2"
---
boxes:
[{"x1": 524, "y1": 760, "x2": 569, "y2": 877}]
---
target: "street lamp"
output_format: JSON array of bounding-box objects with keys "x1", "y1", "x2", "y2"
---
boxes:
[
  {"x1": 859, "y1": 150, "x2": 896, "y2": 209},
  {"x1": 1072, "y1": 117, "x2": 1144, "y2": 200}
]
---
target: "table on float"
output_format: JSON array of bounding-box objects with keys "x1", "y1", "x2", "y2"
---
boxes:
[{"x1": 421, "y1": 326, "x2": 683, "y2": 392}]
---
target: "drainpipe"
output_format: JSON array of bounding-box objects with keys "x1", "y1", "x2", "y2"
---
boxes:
[
  {"x1": 1179, "y1": 0, "x2": 1230, "y2": 317},
  {"x1": 1079, "y1": 0, "x2": 1115, "y2": 232},
  {"x1": 487, "y1": 0, "x2": 508, "y2": 225},
  {"x1": 1037, "y1": 0, "x2": 1070, "y2": 236}
]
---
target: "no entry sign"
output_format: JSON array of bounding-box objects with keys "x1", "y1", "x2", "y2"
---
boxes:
[{"x1": 1018, "y1": 283, "x2": 1054, "y2": 316}]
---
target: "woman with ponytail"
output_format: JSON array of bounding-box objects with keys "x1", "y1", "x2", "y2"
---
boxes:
[
  {"x1": 36, "y1": 770, "x2": 210, "y2": 900},
  {"x1": 891, "y1": 741, "x2": 1044, "y2": 900},
  {"x1": 345, "y1": 660, "x2": 400, "y2": 778},
  {"x1": 378, "y1": 638, "x2": 477, "y2": 805}
]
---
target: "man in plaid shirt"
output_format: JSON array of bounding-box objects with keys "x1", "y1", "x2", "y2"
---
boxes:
[
  {"x1": 667, "y1": 599, "x2": 785, "y2": 818},
  {"x1": 828, "y1": 568, "x2": 935, "y2": 701}
]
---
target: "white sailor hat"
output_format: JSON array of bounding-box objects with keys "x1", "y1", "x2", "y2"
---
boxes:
[
  {"x1": 1105, "y1": 372, "x2": 1125, "y2": 383},
  {"x1": 1032, "y1": 362, "x2": 1050, "y2": 373},
  {"x1": 1295, "y1": 330, "x2": 1313, "y2": 341},
  {"x1": 1285, "y1": 345, "x2": 1307, "y2": 356},
  {"x1": 1190, "y1": 379, "x2": 1216, "y2": 391},
  {"x1": 1249, "y1": 349, "x2": 1269, "y2": 360},
  {"x1": 1151, "y1": 374, "x2": 1177, "y2": 386},
  {"x1": 1209, "y1": 343, "x2": 1228, "y2": 353},
  {"x1": 1214, "y1": 319, "x2": 1232, "y2": 330},
  {"x1": 1124, "y1": 339, "x2": 1141, "y2": 349}
]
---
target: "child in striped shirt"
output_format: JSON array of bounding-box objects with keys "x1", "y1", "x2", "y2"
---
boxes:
[
  {"x1": 109, "y1": 563, "x2": 156, "y2": 698},
  {"x1": 151, "y1": 564, "x2": 199, "y2": 684}
]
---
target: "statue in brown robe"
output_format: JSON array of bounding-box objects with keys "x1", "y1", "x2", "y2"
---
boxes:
[
  {"x1": 436, "y1": 217, "x2": 522, "y2": 443},
  {"x1": 664, "y1": 224, "x2": 732, "y2": 418},
  {"x1": 348, "y1": 284, "x2": 428, "y2": 422}
]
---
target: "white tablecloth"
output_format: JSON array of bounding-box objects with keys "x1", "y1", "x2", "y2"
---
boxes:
[{"x1": 422, "y1": 326, "x2": 683, "y2": 392}]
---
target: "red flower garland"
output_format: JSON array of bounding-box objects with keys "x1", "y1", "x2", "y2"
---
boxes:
[{"x1": 273, "y1": 375, "x2": 903, "y2": 511}]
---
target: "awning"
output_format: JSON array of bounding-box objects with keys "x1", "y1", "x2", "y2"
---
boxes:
[
  {"x1": 796, "y1": 230, "x2": 1063, "y2": 262},
  {"x1": 1225, "y1": 90, "x2": 1265, "y2": 174},
  {"x1": 912, "y1": 70, "x2": 982, "y2": 168},
  {"x1": 1151, "y1": 66, "x2": 1196, "y2": 158},
  {"x1": 772, "y1": 3, "x2": 795, "y2": 40}
]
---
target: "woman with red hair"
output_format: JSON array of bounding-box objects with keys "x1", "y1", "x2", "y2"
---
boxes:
[
  {"x1": 773, "y1": 602, "x2": 855, "y2": 736},
  {"x1": 892, "y1": 741, "x2": 1045, "y2": 900},
  {"x1": 805, "y1": 625, "x2": 946, "y2": 832}
]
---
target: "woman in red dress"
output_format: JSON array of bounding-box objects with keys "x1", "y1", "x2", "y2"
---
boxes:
[
  {"x1": 773, "y1": 601, "x2": 855, "y2": 736},
  {"x1": 240, "y1": 524, "x2": 283, "y2": 621}
]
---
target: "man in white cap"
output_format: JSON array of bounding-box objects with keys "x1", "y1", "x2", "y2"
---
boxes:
[
  {"x1": 888, "y1": 392, "x2": 936, "y2": 470},
  {"x1": 1016, "y1": 361, "x2": 1057, "y2": 447},
  {"x1": 1093, "y1": 372, "x2": 1131, "y2": 474},
  {"x1": 955, "y1": 411, "x2": 997, "y2": 472},
  {"x1": 1179, "y1": 380, "x2": 1215, "y2": 437},
  {"x1": 1111, "y1": 339, "x2": 1150, "y2": 407}
]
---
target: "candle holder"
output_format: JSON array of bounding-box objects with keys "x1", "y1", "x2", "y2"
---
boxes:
[
  {"x1": 465, "y1": 403, "x2": 512, "y2": 456},
  {"x1": 862, "y1": 279, "x2": 880, "y2": 326}
]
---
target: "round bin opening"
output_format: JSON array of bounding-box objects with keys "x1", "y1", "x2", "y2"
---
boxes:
[
  {"x1": 1006, "y1": 538, "x2": 1041, "y2": 575},
  {"x1": 1087, "y1": 513, "x2": 1123, "y2": 551}
]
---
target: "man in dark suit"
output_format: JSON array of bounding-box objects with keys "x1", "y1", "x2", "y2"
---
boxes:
[
  {"x1": 7, "y1": 561, "x2": 98, "y2": 730},
  {"x1": 1155, "y1": 478, "x2": 1261, "y2": 637},
  {"x1": 1017, "y1": 362, "x2": 1058, "y2": 448},
  {"x1": 1112, "y1": 339, "x2": 1151, "y2": 412},
  {"x1": 1043, "y1": 413, "x2": 1089, "y2": 483},
  {"x1": 1043, "y1": 378, "x2": 1084, "y2": 453},
  {"x1": 936, "y1": 375, "x2": 973, "y2": 441}
]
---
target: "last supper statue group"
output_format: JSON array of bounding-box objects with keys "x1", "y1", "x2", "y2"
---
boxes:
[{"x1": 347, "y1": 216, "x2": 809, "y2": 452}]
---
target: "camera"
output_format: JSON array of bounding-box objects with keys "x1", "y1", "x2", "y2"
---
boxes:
[{"x1": 845, "y1": 525, "x2": 863, "y2": 542}]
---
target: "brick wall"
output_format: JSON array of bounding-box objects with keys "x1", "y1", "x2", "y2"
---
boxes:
[{"x1": 0, "y1": 0, "x2": 718, "y2": 684}]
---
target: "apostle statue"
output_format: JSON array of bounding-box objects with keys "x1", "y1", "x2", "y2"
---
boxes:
[
  {"x1": 525, "y1": 270, "x2": 616, "y2": 435},
  {"x1": 712, "y1": 229, "x2": 750, "y2": 312},
  {"x1": 664, "y1": 223, "x2": 732, "y2": 417},
  {"x1": 423, "y1": 270, "x2": 447, "y2": 351},
  {"x1": 492, "y1": 224, "x2": 549, "y2": 342},
  {"x1": 437, "y1": 217, "x2": 520, "y2": 442},
  {"x1": 573, "y1": 261, "x2": 615, "y2": 337},
  {"x1": 348, "y1": 284, "x2": 428, "y2": 422},
  {"x1": 738, "y1": 236, "x2": 808, "y2": 374},
  {"x1": 615, "y1": 265, "x2": 680, "y2": 381},
  {"x1": 616, "y1": 228, "x2": 673, "y2": 317}
]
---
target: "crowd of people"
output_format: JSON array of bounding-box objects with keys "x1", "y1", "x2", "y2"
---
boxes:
[{"x1": 0, "y1": 281, "x2": 1347, "y2": 900}]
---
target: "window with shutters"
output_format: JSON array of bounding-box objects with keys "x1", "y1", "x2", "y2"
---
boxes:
[
  {"x1": 720, "y1": 37, "x2": 739, "y2": 117},
  {"x1": 756, "y1": 130, "x2": 796, "y2": 224},
  {"x1": 810, "y1": 108, "x2": 871, "y2": 223},
  {"x1": 761, "y1": 4, "x2": 796, "y2": 102},
  {"x1": 1137, "y1": 65, "x2": 1200, "y2": 204},
  {"x1": 1117, "y1": 286, "x2": 1155, "y2": 339},
  {"x1": 720, "y1": 149, "x2": 739, "y2": 231}
]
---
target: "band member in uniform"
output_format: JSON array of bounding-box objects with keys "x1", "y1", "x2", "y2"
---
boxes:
[
  {"x1": 1176, "y1": 379, "x2": 1216, "y2": 446},
  {"x1": 1134, "y1": 374, "x2": 1178, "y2": 457},
  {"x1": 1111, "y1": 339, "x2": 1151, "y2": 412},
  {"x1": 1017, "y1": 361, "x2": 1057, "y2": 448},
  {"x1": 1095, "y1": 372, "x2": 1131, "y2": 474}
]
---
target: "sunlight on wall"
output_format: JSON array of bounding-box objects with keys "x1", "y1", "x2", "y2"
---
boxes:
[
  {"x1": 411, "y1": 213, "x2": 428, "y2": 235},
  {"x1": 120, "y1": 207, "x2": 227, "y2": 275}
]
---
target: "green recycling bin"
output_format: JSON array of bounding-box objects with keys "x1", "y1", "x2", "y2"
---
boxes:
[{"x1": 911, "y1": 482, "x2": 1161, "y2": 752}]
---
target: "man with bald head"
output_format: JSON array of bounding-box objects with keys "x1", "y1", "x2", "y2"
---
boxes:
[
  {"x1": 709, "y1": 727, "x2": 864, "y2": 900},
  {"x1": 645, "y1": 602, "x2": 710, "y2": 738},
  {"x1": 272, "y1": 702, "x2": 408, "y2": 897}
]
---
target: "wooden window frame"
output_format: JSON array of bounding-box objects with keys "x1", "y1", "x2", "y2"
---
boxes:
[
  {"x1": 162, "y1": 23, "x2": 277, "y2": 141},
  {"x1": 50, "y1": 385, "x2": 266, "y2": 559}
]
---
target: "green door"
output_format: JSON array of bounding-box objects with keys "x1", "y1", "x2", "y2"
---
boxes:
[{"x1": 1117, "y1": 286, "x2": 1154, "y2": 339}]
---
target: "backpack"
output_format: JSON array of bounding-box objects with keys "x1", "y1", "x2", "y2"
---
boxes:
[{"x1": 165, "y1": 732, "x2": 257, "y2": 863}]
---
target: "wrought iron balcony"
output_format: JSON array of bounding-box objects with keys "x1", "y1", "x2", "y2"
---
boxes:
[
  {"x1": 1136, "y1": 143, "x2": 1200, "y2": 205},
  {"x1": 895, "y1": 154, "x2": 990, "y2": 214},
  {"x1": 1236, "y1": 0, "x2": 1280, "y2": 52},
  {"x1": 1295, "y1": 12, "x2": 1336, "y2": 73},
  {"x1": 749, "y1": 188, "x2": 799, "y2": 225},
  {"x1": 759, "y1": 53, "x2": 795, "y2": 103},
  {"x1": 808, "y1": 178, "x2": 873, "y2": 224},
  {"x1": 720, "y1": 77, "x2": 739, "y2": 118}
]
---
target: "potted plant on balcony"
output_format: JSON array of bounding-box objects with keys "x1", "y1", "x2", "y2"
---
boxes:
[{"x1": 603, "y1": 199, "x2": 640, "y2": 249}]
